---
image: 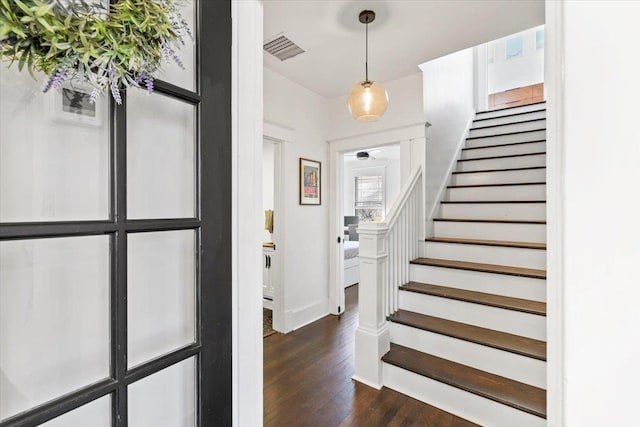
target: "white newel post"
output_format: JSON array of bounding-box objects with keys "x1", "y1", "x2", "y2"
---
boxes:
[{"x1": 353, "y1": 222, "x2": 390, "y2": 389}]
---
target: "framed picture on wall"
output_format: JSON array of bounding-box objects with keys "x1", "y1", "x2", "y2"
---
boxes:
[
  {"x1": 47, "y1": 82, "x2": 103, "y2": 127},
  {"x1": 299, "y1": 158, "x2": 321, "y2": 205}
]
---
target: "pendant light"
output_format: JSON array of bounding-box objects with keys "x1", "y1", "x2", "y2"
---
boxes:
[{"x1": 347, "y1": 10, "x2": 389, "y2": 122}]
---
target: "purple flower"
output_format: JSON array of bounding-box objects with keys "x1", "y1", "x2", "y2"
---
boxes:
[
  {"x1": 43, "y1": 68, "x2": 67, "y2": 93},
  {"x1": 144, "y1": 74, "x2": 154, "y2": 94},
  {"x1": 108, "y1": 66, "x2": 122, "y2": 104}
]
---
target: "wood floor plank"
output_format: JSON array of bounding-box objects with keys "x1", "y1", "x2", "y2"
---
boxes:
[
  {"x1": 388, "y1": 309, "x2": 546, "y2": 360},
  {"x1": 410, "y1": 257, "x2": 547, "y2": 279},
  {"x1": 400, "y1": 282, "x2": 546, "y2": 315},
  {"x1": 383, "y1": 343, "x2": 547, "y2": 419},
  {"x1": 264, "y1": 285, "x2": 479, "y2": 427}
]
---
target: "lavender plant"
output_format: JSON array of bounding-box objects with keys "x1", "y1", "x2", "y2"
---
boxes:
[{"x1": 0, "y1": 0, "x2": 191, "y2": 103}]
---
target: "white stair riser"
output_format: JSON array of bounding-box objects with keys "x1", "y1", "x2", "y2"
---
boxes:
[
  {"x1": 399, "y1": 292, "x2": 545, "y2": 340},
  {"x1": 389, "y1": 323, "x2": 546, "y2": 388},
  {"x1": 425, "y1": 241, "x2": 546, "y2": 270},
  {"x1": 445, "y1": 184, "x2": 546, "y2": 202},
  {"x1": 468, "y1": 121, "x2": 546, "y2": 138},
  {"x1": 434, "y1": 221, "x2": 546, "y2": 243},
  {"x1": 456, "y1": 154, "x2": 546, "y2": 172},
  {"x1": 461, "y1": 141, "x2": 546, "y2": 160},
  {"x1": 466, "y1": 130, "x2": 546, "y2": 149},
  {"x1": 472, "y1": 111, "x2": 546, "y2": 128},
  {"x1": 409, "y1": 264, "x2": 546, "y2": 301},
  {"x1": 451, "y1": 168, "x2": 546, "y2": 186},
  {"x1": 383, "y1": 364, "x2": 546, "y2": 427},
  {"x1": 440, "y1": 202, "x2": 546, "y2": 221},
  {"x1": 476, "y1": 104, "x2": 546, "y2": 120}
]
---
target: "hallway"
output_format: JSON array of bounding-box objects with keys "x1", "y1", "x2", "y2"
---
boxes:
[{"x1": 263, "y1": 286, "x2": 479, "y2": 426}]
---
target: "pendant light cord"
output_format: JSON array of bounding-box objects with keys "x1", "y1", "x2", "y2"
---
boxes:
[{"x1": 365, "y1": 18, "x2": 369, "y2": 82}]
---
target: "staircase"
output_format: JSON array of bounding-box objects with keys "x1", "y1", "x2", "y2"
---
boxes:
[{"x1": 381, "y1": 102, "x2": 547, "y2": 427}]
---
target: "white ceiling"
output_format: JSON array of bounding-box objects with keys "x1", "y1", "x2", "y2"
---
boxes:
[{"x1": 263, "y1": 0, "x2": 545, "y2": 99}]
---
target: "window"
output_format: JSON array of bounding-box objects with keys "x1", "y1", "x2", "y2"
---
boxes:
[{"x1": 355, "y1": 175, "x2": 384, "y2": 221}]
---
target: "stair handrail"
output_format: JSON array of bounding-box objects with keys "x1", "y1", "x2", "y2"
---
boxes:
[{"x1": 383, "y1": 166, "x2": 423, "y2": 227}]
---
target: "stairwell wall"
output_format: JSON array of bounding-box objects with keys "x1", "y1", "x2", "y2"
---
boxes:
[{"x1": 419, "y1": 48, "x2": 475, "y2": 237}]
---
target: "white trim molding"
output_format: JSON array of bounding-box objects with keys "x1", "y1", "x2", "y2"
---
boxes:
[
  {"x1": 544, "y1": 0, "x2": 564, "y2": 426},
  {"x1": 231, "y1": 1, "x2": 263, "y2": 426}
]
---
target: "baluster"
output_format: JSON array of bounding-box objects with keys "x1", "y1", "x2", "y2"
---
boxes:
[
  {"x1": 405, "y1": 206, "x2": 409, "y2": 283},
  {"x1": 393, "y1": 225, "x2": 398, "y2": 312}
]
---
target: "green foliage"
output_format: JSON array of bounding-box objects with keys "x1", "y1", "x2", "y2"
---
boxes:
[{"x1": 0, "y1": 0, "x2": 190, "y2": 102}]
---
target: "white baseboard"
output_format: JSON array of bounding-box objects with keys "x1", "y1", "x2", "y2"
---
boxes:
[
  {"x1": 285, "y1": 298, "x2": 330, "y2": 332},
  {"x1": 351, "y1": 375, "x2": 383, "y2": 390}
]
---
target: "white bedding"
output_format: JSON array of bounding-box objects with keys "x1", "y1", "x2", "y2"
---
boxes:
[{"x1": 344, "y1": 240, "x2": 359, "y2": 260}]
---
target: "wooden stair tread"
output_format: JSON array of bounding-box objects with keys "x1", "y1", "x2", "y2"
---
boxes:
[
  {"x1": 447, "y1": 182, "x2": 545, "y2": 189},
  {"x1": 466, "y1": 130, "x2": 546, "y2": 142},
  {"x1": 434, "y1": 218, "x2": 546, "y2": 224},
  {"x1": 474, "y1": 107, "x2": 546, "y2": 123},
  {"x1": 389, "y1": 309, "x2": 546, "y2": 359},
  {"x1": 410, "y1": 258, "x2": 546, "y2": 279},
  {"x1": 452, "y1": 166, "x2": 545, "y2": 175},
  {"x1": 382, "y1": 343, "x2": 547, "y2": 418},
  {"x1": 425, "y1": 237, "x2": 546, "y2": 250},
  {"x1": 470, "y1": 117, "x2": 546, "y2": 131},
  {"x1": 441, "y1": 200, "x2": 546, "y2": 204},
  {"x1": 458, "y1": 151, "x2": 546, "y2": 162},
  {"x1": 476, "y1": 100, "x2": 546, "y2": 115},
  {"x1": 462, "y1": 139, "x2": 546, "y2": 151},
  {"x1": 400, "y1": 282, "x2": 546, "y2": 316}
]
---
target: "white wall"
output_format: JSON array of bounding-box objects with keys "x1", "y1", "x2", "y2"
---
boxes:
[
  {"x1": 262, "y1": 139, "x2": 275, "y2": 242},
  {"x1": 263, "y1": 68, "x2": 330, "y2": 330},
  {"x1": 488, "y1": 25, "x2": 545, "y2": 94},
  {"x1": 343, "y1": 152, "x2": 401, "y2": 219},
  {"x1": 327, "y1": 72, "x2": 424, "y2": 141},
  {"x1": 560, "y1": 2, "x2": 640, "y2": 426},
  {"x1": 419, "y1": 48, "x2": 475, "y2": 236}
]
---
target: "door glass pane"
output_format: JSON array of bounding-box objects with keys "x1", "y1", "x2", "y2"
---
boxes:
[
  {"x1": 0, "y1": 236, "x2": 110, "y2": 420},
  {"x1": 40, "y1": 395, "x2": 110, "y2": 427},
  {"x1": 128, "y1": 230, "x2": 196, "y2": 368},
  {"x1": 157, "y1": 0, "x2": 196, "y2": 91},
  {"x1": 128, "y1": 357, "x2": 196, "y2": 427},
  {"x1": 0, "y1": 68, "x2": 110, "y2": 223},
  {"x1": 127, "y1": 91, "x2": 196, "y2": 219}
]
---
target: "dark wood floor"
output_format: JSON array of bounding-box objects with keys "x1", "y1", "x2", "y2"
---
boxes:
[{"x1": 263, "y1": 285, "x2": 480, "y2": 427}]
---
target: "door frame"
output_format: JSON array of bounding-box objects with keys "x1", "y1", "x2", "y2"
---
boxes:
[
  {"x1": 327, "y1": 124, "x2": 426, "y2": 316},
  {"x1": 544, "y1": 1, "x2": 564, "y2": 425},
  {"x1": 263, "y1": 129, "x2": 288, "y2": 333},
  {"x1": 230, "y1": 1, "x2": 263, "y2": 426}
]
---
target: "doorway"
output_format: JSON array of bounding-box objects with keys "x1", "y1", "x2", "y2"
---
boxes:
[
  {"x1": 0, "y1": 2, "x2": 232, "y2": 426},
  {"x1": 262, "y1": 137, "x2": 284, "y2": 334}
]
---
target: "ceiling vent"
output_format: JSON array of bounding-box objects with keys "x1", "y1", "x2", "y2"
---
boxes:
[{"x1": 264, "y1": 35, "x2": 305, "y2": 61}]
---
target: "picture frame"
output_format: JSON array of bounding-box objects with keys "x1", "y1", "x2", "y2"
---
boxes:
[
  {"x1": 47, "y1": 81, "x2": 103, "y2": 127},
  {"x1": 299, "y1": 157, "x2": 321, "y2": 205}
]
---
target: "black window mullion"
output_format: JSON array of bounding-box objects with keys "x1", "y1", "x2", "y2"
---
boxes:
[
  {"x1": 152, "y1": 79, "x2": 201, "y2": 105},
  {"x1": 112, "y1": 90, "x2": 127, "y2": 427},
  {"x1": 0, "y1": 380, "x2": 117, "y2": 427}
]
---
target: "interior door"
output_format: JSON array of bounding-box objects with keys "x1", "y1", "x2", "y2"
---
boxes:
[{"x1": 0, "y1": 1, "x2": 231, "y2": 426}]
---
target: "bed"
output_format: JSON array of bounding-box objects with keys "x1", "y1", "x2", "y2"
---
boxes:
[{"x1": 344, "y1": 240, "x2": 360, "y2": 288}]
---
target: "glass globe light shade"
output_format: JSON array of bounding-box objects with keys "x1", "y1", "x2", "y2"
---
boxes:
[{"x1": 347, "y1": 81, "x2": 389, "y2": 122}]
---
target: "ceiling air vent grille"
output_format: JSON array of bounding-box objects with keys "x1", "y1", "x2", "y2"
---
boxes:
[{"x1": 264, "y1": 35, "x2": 305, "y2": 61}]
